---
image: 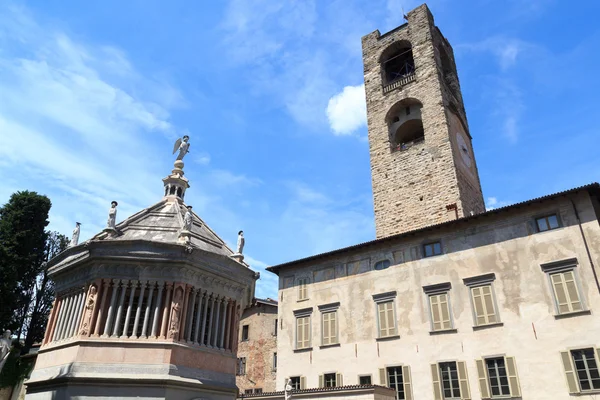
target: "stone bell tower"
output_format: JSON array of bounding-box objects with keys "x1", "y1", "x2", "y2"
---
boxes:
[{"x1": 362, "y1": 3, "x2": 485, "y2": 238}]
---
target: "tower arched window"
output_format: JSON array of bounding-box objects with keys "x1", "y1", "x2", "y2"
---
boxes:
[
  {"x1": 386, "y1": 98, "x2": 424, "y2": 152},
  {"x1": 380, "y1": 41, "x2": 415, "y2": 86}
]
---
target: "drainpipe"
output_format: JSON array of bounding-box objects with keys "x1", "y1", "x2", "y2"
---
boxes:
[{"x1": 570, "y1": 197, "x2": 600, "y2": 295}]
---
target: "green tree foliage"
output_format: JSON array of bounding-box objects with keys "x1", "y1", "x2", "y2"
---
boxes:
[
  {"x1": 0, "y1": 191, "x2": 51, "y2": 336},
  {"x1": 22, "y1": 231, "x2": 69, "y2": 351}
]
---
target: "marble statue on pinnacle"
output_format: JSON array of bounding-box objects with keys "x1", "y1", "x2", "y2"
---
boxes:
[
  {"x1": 70, "y1": 222, "x2": 81, "y2": 247},
  {"x1": 173, "y1": 135, "x2": 190, "y2": 161}
]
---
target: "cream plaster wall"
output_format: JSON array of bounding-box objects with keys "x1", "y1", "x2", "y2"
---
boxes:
[{"x1": 275, "y1": 191, "x2": 600, "y2": 400}]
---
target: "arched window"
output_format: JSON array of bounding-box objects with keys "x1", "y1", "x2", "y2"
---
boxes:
[
  {"x1": 386, "y1": 99, "x2": 424, "y2": 151},
  {"x1": 439, "y1": 45, "x2": 459, "y2": 96},
  {"x1": 169, "y1": 186, "x2": 176, "y2": 195},
  {"x1": 380, "y1": 41, "x2": 415, "y2": 85},
  {"x1": 177, "y1": 187, "x2": 182, "y2": 197}
]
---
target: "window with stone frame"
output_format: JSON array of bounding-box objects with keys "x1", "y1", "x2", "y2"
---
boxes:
[
  {"x1": 535, "y1": 213, "x2": 560, "y2": 232},
  {"x1": 431, "y1": 361, "x2": 470, "y2": 400},
  {"x1": 294, "y1": 307, "x2": 312, "y2": 350},
  {"x1": 359, "y1": 375, "x2": 372, "y2": 385},
  {"x1": 475, "y1": 356, "x2": 521, "y2": 398},
  {"x1": 297, "y1": 277, "x2": 309, "y2": 301},
  {"x1": 319, "y1": 302, "x2": 340, "y2": 346},
  {"x1": 541, "y1": 259, "x2": 587, "y2": 316},
  {"x1": 379, "y1": 366, "x2": 413, "y2": 400},
  {"x1": 244, "y1": 389, "x2": 253, "y2": 395},
  {"x1": 273, "y1": 352, "x2": 277, "y2": 371},
  {"x1": 463, "y1": 273, "x2": 501, "y2": 327},
  {"x1": 289, "y1": 376, "x2": 302, "y2": 390},
  {"x1": 319, "y1": 373, "x2": 342, "y2": 388},
  {"x1": 237, "y1": 357, "x2": 246, "y2": 376},
  {"x1": 424, "y1": 283, "x2": 454, "y2": 332},
  {"x1": 241, "y1": 324, "x2": 249, "y2": 341},
  {"x1": 561, "y1": 348, "x2": 600, "y2": 394},
  {"x1": 373, "y1": 292, "x2": 398, "y2": 339},
  {"x1": 423, "y1": 241, "x2": 443, "y2": 257}
]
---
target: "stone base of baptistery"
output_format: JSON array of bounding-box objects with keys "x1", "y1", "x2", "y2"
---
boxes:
[{"x1": 25, "y1": 338, "x2": 236, "y2": 400}]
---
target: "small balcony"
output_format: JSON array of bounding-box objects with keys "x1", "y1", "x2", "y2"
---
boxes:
[{"x1": 383, "y1": 72, "x2": 415, "y2": 94}]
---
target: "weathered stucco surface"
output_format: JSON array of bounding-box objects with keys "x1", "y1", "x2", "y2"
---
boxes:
[
  {"x1": 237, "y1": 300, "x2": 278, "y2": 394},
  {"x1": 274, "y1": 191, "x2": 600, "y2": 400}
]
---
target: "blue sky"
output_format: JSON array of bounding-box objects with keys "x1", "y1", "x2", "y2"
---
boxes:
[{"x1": 1, "y1": 0, "x2": 599, "y2": 299}]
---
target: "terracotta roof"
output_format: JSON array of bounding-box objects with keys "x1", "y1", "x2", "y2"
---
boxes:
[
  {"x1": 239, "y1": 384, "x2": 394, "y2": 398},
  {"x1": 254, "y1": 297, "x2": 278, "y2": 306},
  {"x1": 267, "y1": 183, "x2": 600, "y2": 274}
]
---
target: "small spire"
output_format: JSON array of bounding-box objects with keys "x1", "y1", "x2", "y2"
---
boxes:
[{"x1": 164, "y1": 135, "x2": 191, "y2": 201}]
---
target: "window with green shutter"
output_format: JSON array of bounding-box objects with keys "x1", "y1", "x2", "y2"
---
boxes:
[
  {"x1": 475, "y1": 356, "x2": 520, "y2": 398},
  {"x1": 423, "y1": 283, "x2": 453, "y2": 332},
  {"x1": 561, "y1": 348, "x2": 600, "y2": 393},
  {"x1": 540, "y1": 259, "x2": 587, "y2": 316}
]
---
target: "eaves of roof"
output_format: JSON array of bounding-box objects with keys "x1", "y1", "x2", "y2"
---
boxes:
[{"x1": 266, "y1": 183, "x2": 600, "y2": 275}]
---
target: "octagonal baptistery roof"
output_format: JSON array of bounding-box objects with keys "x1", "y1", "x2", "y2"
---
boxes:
[{"x1": 28, "y1": 161, "x2": 258, "y2": 400}]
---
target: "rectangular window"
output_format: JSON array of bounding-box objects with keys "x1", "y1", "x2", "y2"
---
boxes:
[
  {"x1": 387, "y1": 367, "x2": 405, "y2": 400},
  {"x1": 237, "y1": 357, "x2": 246, "y2": 376},
  {"x1": 536, "y1": 214, "x2": 559, "y2": 232},
  {"x1": 298, "y1": 278, "x2": 309, "y2": 300},
  {"x1": 322, "y1": 311, "x2": 338, "y2": 346},
  {"x1": 290, "y1": 376, "x2": 301, "y2": 390},
  {"x1": 471, "y1": 284, "x2": 498, "y2": 326},
  {"x1": 273, "y1": 352, "x2": 277, "y2": 371},
  {"x1": 439, "y1": 362, "x2": 461, "y2": 399},
  {"x1": 429, "y1": 292, "x2": 452, "y2": 331},
  {"x1": 377, "y1": 301, "x2": 397, "y2": 338},
  {"x1": 324, "y1": 373, "x2": 337, "y2": 387},
  {"x1": 241, "y1": 325, "x2": 249, "y2": 341},
  {"x1": 486, "y1": 357, "x2": 510, "y2": 397},
  {"x1": 254, "y1": 388, "x2": 262, "y2": 394},
  {"x1": 571, "y1": 348, "x2": 600, "y2": 391},
  {"x1": 424, "y1": 241, "x2": 442, "y2": 257},
  {"x1": 244, "y1": 389, "x2": 253, "y2": 395},
  {"x1": 274, "y1": 319, "x2": 278, "y2": 336},
  {"x1": 359, "y1": 375, "x2": 372, "y2": 385},
  {"x1": 549, "y1": 270, "x2": 584, "y2": 314},
  {"x1": 296, "y1": 315, "x2": 311, "y2": 349}
]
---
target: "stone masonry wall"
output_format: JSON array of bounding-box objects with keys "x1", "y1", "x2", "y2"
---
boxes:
[
  {"x1": 362, "y1": 4, "x2": 484, "y2": 239},
  {"x1": 236, "y1": 302, "x2": 278, "y2": 394}
]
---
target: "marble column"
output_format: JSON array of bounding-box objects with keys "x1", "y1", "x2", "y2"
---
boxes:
[
  {"x1": 102, "y1": 279, "x2": 119, "y2": 337},
  {"x1": 151, "y1": 282, "x2": 164, "y2": 338},
  {"x1": 122, "y1": 280, "x2": 137, "y2": 337},
  {"x1": 132, "y1": 281, "x2": 146, "y2": 338},
  {"x1": 200, "y1": 293, "x2": 210, "y2": 345},
  {"x1": 69, "y1": 289, "x2": 86, "y2": 338},
  {"x1": 219, "y1": 298, "x2": 228, "y2": 349},
  {"x1": 43, "y1": 298, "x2": 60, "y2": 345},
  {"x1": 206, "y1": 295, "x2": 216, "y2": 347},
  {"x1": 185, "y1": 289, "x2": 198, "y2": 342},
  {"x1": 112, "y1": 280, "x2": 128, "y2": 336},
  {"x1": 193, "y1": 291, "x2": 204, "y2": 344},
  {"x1": 57, "y1": 293, "x2": 75, "y2": 340},
  {"x1": 212, "y1": 298, "x2": 221, "y2": 347},
  {"x1": 160, "y1": 283, "x2": 173, "y2": 339},
  {"x1": 51, "y1": 296, "x2": 66, "y2": 342},
  {"x1": 93, "y1": 279, "x2": 110, "y2": 336},
  {"x1": 141, "y1": 281, "x2": 155, "y2": 338},
  {"x1": 178, "y1": 285, "x2": 191, "y2": 341},
  {"x1": 224, "y1": 301, "x2": 232, "y2": 350}
]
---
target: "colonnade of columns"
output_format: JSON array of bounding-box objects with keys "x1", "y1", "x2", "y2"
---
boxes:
[
  {"x1": 47, "y1": 287, "x2": 86, "y2": 343},
  {"x1": 43, "y1": 278, "x2": 238, "y2": 353}
]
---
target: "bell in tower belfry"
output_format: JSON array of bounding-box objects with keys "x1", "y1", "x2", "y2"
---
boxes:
[{"x1": 361, "y1": 3, "x2": 485, "y2": 239}]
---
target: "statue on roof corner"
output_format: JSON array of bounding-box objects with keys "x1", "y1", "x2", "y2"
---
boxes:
[
  {"x1": 236, "y1": 230, "x2": 245, "y2": 254},
  {"x1": 107, "y1": 201, "x2": 118, "y2": 229},
  {"x1": 173, "y1": 135, "x2": 190, "y2": 161},
  {"x1": 285, "y1": 378, "x2": 293, "y2": 400},
  {"x1": 70, "y1": 222, "x2": 81, "y2": 247},
  {"x1": 183, "y1": 205, "x2": 193, "y2": 231}
]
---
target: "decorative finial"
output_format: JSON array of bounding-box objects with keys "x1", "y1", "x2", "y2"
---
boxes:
[{"x1": 69, "y1": 222, "x2": 81, "y2": 247}]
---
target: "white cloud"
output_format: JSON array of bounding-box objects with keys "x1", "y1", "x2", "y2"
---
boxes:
[
  {"x1": 326, "y1": 84, "x2": 367, "y2": 135},
  {"x1": 486, "y1": 196, "x2": 511, "y2": 210}
]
